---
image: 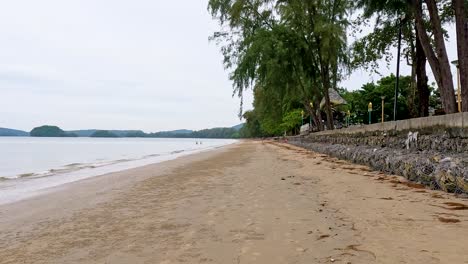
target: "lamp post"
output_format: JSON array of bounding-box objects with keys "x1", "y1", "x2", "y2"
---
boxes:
[
  {"x1": 381, "y1": 96, "x2": 385, "y2": 123},
  {"x1": 368, "y1": 102, "x2": 373, "y2": 124},
  {"x1": 347, "y1": 110, "x2": 351, "y2": 127},
  {"x1": 394, "y1": 15, "x2": 405, "y2": 121},
  {"x1": 309, "y1": 102, "x2": 313, "y2": 128},
  {"x1": 451, "y1": 60, "x2": 461, "y2": 112}
]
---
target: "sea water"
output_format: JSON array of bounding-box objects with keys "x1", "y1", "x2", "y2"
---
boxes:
[{"x1": 0, "y1": 137, "x2": 236, "y2": 204}]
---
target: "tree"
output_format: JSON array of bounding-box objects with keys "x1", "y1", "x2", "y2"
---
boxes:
[
  {"x1": 453, "y1": 0, "x2": 468, "y2": 111},
  {"x1": 411, "y1": 0, "x2": 457, "y2": 113},
  {"x1": 354, "y1": 0, "x2": 457, "y2": 115},
  {"x1": 240, "y1": 110, "x2": 265, "y2": 137},
  {"x1": 208, "y1": 0, "x2": 351, "y2": 131},
  {"x1": 277, "y1": 0, "x2": 350, "y2": 130},
  {"x1": 341, "y1": 74, "x2": 441, "y2": 124},
  {"x1": 280, "y1": 109, "x2": 303, "y2": 135},
  {"x1": 415, "y1": 26, "x2": 430, "y2": 116},
  {"x1": 251, "y1": 85, "x2": 287, "y2": 136},
  {"x1": 341, "y1": 75, "x2": 414, "y2": 123}
]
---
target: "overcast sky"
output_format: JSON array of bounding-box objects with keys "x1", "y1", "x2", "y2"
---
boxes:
[{"x1": 0, "y1": 1, "x2": 459, "y2": 132}]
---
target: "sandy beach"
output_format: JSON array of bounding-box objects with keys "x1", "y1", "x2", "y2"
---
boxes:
[{"x1": 1, "y1": 141, "x2": 468, "y2": 264}]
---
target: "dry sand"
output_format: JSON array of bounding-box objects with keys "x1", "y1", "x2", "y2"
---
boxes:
[{"x1": 1, "y1": 141, "x2": 468, "y2": 264}]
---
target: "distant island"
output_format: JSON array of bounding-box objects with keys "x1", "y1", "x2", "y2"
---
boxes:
[
  {"x1": 90, "y1": 130, "x2": 119, "y2": 138},
  {"x1": 30, "y1": 126, "x2": 77, "y2": 137},
  {"x1": 0, "y1": 124, "x2": 245, "y2": 138},
  {"x1": 0, "y1": 127, "x2": 29, "y2": 137}
]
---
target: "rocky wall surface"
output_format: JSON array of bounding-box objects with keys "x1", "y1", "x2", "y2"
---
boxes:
[
  {"x1": 289, "y1": 132, "x2": 468, "y2": 194},
  {"x1": 308, "y1": 131, "x2": 468, "y2": 153}
]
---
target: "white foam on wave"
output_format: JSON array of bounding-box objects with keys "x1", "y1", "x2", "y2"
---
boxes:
[{"x1": 0, "y1": 141, "x2": 236, "y2": 205}]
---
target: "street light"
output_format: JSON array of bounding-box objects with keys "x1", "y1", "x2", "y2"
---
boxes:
[
  {"x1": 394, "y1": 14, "x2": 405, "y2": 121},
  {"x1": 309, "y1": 102, "x2": 313, "y2": 128},
  {"x1": 368, "y1": 102, "x2": 373, "y2": 124},
  {"x1": 451, "y1": 60, "x2": 461, "y2": 112},
  {"x1": 381, "y1": 96, "x2": 385, "y2": 123},
  {"x1": 347, "y1": 110, "x2": 351, "y2": 127}
]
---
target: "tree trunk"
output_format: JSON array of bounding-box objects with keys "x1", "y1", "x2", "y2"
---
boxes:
[
  {"x1": 425, "y1": 0, "x2": 457, "y2": 113},
  {"x1": 408, "y1": 30, "x2": 418, "y2": 118},
  {"x1": 453, "y1": 0, "x2": 468, "y2": 112},
  {"x1": 409, "y1": 61, "x2": 419, "y2": 117},
  {"x1": 412, "y1": 0, "x2": 457, "y2": 113},
  {"x1": 416, "y1": 26, "x2": 430, "y2": 117},
  {"x1": 320, "y1": 64, "x2": 334, "y2": 130},
  {"x1": 304, "y1": 100, "x2": 323, "y2": 131}
]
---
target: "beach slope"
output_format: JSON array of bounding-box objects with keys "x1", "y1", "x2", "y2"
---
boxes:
[{"x1": 1, "y1": 141, "x2": 467, "y2": 263}]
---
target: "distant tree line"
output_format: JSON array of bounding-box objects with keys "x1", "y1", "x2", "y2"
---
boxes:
[
  {"x1": 29, "y1": 126, "x2": 243, "y2": 139},
  {"x1": 148, "y1": 127, "x2": 241, "y2": 139},
  {"x1": 239, "y1": 74, "x2": 443, "y2": 138},
  {"x1": 339, "y1": 75, "x2": 442, "y2": 124}
]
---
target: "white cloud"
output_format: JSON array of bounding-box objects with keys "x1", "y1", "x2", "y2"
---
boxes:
[
  {"x1": 0, "y1": 0, "x2": 250, "y2": 132},
  {"x1": 1, "y1": 1, "x2": 457, "y2": 132}
]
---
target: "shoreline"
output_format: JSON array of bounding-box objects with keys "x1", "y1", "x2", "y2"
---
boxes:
[
  {"x1": 1, "y1": 141, "x2": 467, "y2": 263},
  {"x1": 0, "y1": 143, "x2": 237, "y2": 230},
  {"x1": 0, "y1": 140, "x2": 237, "y2": 205}
]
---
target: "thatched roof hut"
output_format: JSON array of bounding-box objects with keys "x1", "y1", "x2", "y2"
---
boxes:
[{"x1": 320, "y1": 89, "x2": 347, "y2": 109}]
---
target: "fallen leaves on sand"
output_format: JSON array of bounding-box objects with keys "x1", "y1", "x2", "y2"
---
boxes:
[
  {"x1": 438, "y1": 217, "x2": 461, "y2": 223},
  {"x1": 317, "y1": 234, "x2": 330, "y2": 240},
  {"x1": 431, "y1": 193, "x2": 445, "y2": 199},
  {"x1": 344, "y1": 245, "x2": 376, "y2": 259},
  {"x1": 379, "y1": 197, "x2": 394, "y2": 200},
  {"x1": 389, "y1": 179, "x2": 426, "y2": 190},
  {"x1": 443, "y1": 202, "x2": 468, "y2": 210}
]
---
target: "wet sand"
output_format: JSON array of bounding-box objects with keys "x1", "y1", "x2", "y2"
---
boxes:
[{"x1": 1, "y1": 141, "x2": 467, "y2": 263}]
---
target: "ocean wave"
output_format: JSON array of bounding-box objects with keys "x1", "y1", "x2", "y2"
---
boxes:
[
  {"x1": 7, "y1": 148, "x2": 196, "y2": 181},
  {"x1": 19, "y1": 172, "x2": 35, "y2": 177},
  {"x1": 144, "y1": 154, "x2": 160, "y2": 158},
  {"x1": 114, "y1": 159, "x2": 133, "y2": 163},
  {"x1": 11, "y1": 158, "x2": 135, "y2": 180},
  {"x1": 65, "y1": 163, "x2": 83, "y2": 167},
  {"x1": 18, "y1": 171, "x2": 56, "y2": 179}
]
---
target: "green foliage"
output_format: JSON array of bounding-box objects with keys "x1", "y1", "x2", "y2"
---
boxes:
[
  {"x1": 30, "y1": 125, "x2": 77, "y2": 137},
  {"x1": 339, "y1": 74, "x2": 438, "y2": 123},
  {"x1": 192, "y1": 127, "x2": 240, "y2": 138},
  {"x1": 208, "y1": 0, "x2": 461, "y2": 136},
  {"x1": 90, "y1": 130, "x2": 119, "y2": 138},
  {"x1": 148, "y1": 127, "x2": 240, "y2": 139},
  {"x1": 28, "y1": 126, "x2": 242, "y2": 139},
  {"x1": 208, "y1": 0, "x2": 351, "y2": 130},
  {"x1": 124, "y1": 131, "x2": 147, "y2": 138},
  {"x1": 280, "y1": 109, "x2": 303, "y2": 134},
  {"x1": 239, "y1": 110, "x2": 265, "y2": 138},
  {"x1": 352, "y1": 0, "x2": 458, "y2": 115},
  {"x1": 350, "y1": 0, "x2": 412, "y2": 72}
]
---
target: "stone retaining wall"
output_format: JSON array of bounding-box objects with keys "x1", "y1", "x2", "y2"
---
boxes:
[
  {"x1": 309, "y1": 132, "x2": 468, "y2": 153},
  {"x1": 313, "y1": 112, "x2": 468, "y2": 137},
  {"x1": 289, "y1": 113, "x2": 468, "y2": 194}
]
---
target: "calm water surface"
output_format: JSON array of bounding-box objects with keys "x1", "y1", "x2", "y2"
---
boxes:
[{"x1": 0, "y1": 137, "x2": 236, "y2": 204}]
